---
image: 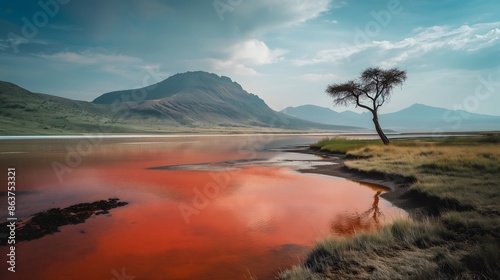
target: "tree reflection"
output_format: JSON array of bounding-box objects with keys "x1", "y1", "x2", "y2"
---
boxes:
[{"x1": 330, "y1": 191, "x2": 384, "y2": 236}]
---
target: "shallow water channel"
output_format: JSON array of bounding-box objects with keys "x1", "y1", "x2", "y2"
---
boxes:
[{"x1": 0, "y1": 135, "x2": 405, "y2": 279}]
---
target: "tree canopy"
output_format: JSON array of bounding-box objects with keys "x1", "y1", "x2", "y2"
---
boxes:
[{"x1": 326, "y1": 67, "x2": 407, "y2": 144}]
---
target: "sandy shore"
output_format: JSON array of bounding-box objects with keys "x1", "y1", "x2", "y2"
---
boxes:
[{"x1": 286, "y1": 146, "x2": 432, "y2": 218}]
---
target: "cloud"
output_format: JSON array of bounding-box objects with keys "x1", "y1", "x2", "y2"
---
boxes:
[
  {"x1": 292, "y1": 44, "x2": 371, "y2": 66},
  {"x1": 101, "y1": 65, "x2": 136, "y2": 78},
  {"x1": 59, "y1": 0, "x2": 332, "y2": 43},
  {"x1": 201, "y1": 58, "x2": 260, "y2": 76},
  {"x1": 232, "y1": 0, "x2": 332, "y2": 32},
  {"x1": 298, "y1": 73, "x2": 337, "y2": 82},
  {"x1": 463, "y1": 28, "x2": 500, "y2": 51},
  {"x1": 138, "y1": 64, "x2": 171, "y2": 84},
  {"x1": 270, "y1": 0, "x2": 331, "y2": 23},
  {"x1": 0, "y1": 36, "x2": 49, "y2": 53},
  {"x1": 39, "y1": 51, "x2": 143, "y2": 65},
  {"x1": 293, "y1": 21, "x2": 500, "y2": 67},
  {"x1": 376, "y1": 24, "x2": 499, "y2": 53},
  {"x1": 42, "y1": 0, "x2": 328, "y2": 76},
  {"x1": 197, "y1": 39, "x2": 287, "y2": 76},
  {"x1": 38, "y1": 50, "x2": 154, "y2": 79},
  {"x1": 331, "y1": 0, "x2": 348, "y2": 9},
  {"x1": 377, "y1": 22, "x2": 500, "y2": 66},
  {"x1": 230, "y1": 39, "x2": 287, "y2": 65}
]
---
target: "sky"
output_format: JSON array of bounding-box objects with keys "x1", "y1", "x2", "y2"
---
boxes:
[{"x1": 1, "y1": 0, "x2": 499, "y2": 115}]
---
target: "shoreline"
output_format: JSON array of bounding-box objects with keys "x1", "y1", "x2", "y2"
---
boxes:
[
  {"x1": 286, "y1": 146, "x2": 434, "y2": 218},
  {"x1": 0, "y1": 130, "x2": 490, "y2": 140},
  {"x1": 281, "y1": 137, "x2": 500, "y2": 279}
]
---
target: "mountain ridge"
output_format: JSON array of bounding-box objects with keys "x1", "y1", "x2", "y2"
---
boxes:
[
  {"x1": 93, "y1": 71, "x2": 254, "y2": 104},
  {"x1": 3, "y1": 70, "x2": 498, "y2": 135},
  {"x1": 91, "y1": 71, "x2": 359, "y2": 130},
  {"x1": 281, "y1": 104, "x2": 500, "y2": 132},
  {"x1": 0, "y1": 72, "x2": 361, "y2": 135}
]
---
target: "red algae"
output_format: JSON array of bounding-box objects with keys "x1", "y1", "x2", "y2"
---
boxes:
[{"x1": 0, "y1": 136, "x2": 405, "y2": 280}]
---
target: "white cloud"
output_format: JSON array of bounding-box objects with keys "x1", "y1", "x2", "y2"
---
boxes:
[
  {"x1": 205, "y1": 58, "x2": 260, "y2": 76},
  {"x1": 292, "y1": 43, "x2": 371, "y2": 66},
  {"x1": 230, "y1": 39, "x2": 287, "y2": 65},
  {"x1": 271, "y1": 0, "x2": 331, "y2": 24},
  {"x1": 378, "y1": 22, "x2": 500, "y2": 66},
  {"x1": 468, "y1": 28, "x2": 500, "y2": 51},
  {"x1": 293, "y1": 21, "x2": 500, "y2": 67},
  {"x1": 199, "y1": 39, "x2": 286, "y2": 76}
]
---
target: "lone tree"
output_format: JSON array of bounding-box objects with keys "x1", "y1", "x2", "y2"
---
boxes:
[{"x1": 326, "y1": 67, "x2": 407, "y2": 145}]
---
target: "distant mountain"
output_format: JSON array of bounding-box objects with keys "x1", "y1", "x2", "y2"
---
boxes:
[
  {"x1": 381, "y1": 103, "x2": 500, "y2": 131},
  {"x1": 281, "y1": 105, "x2": 370, "y2": 129},
  {"x1": 0, "y1": 72, "x2": 361, "y2": 135},
  {"x1": 281, "y1": 104, "x2": 500, "y2": 132}
]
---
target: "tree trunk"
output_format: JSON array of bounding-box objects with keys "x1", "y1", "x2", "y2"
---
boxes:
[{"x1": 372, "y1": 115, "x2": 390, "y2": 145}]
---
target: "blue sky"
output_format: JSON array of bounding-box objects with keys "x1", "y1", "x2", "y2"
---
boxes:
[{"x1": 1, "y1": 0, "x2": 499, "y2": 115}]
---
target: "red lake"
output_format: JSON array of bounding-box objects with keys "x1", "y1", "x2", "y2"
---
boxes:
[{"x1": 0, "y1": 135, "x2": 406, "y2": 279}]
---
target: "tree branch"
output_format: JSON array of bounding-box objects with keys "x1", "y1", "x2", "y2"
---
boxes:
[
  {"x1": 325, "y1": 67, "x2": 406, "y2": 115},
  {"x1": 356, "y1": 95, "x2": 374, "y2": 113},
  {"x1": 325, "y1": 66, "x2": 407, "y2": 146}
]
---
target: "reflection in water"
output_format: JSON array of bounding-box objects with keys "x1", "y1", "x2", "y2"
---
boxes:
[
  {"x1": 0, "y1": 136, "x2": 405, "y2": 280},
  {"x1": 330, "y1": 191, "x2": 385, "y2": 236},
  {"x1": 369, "y1": 191, "x2": 384, "y2": 223}
]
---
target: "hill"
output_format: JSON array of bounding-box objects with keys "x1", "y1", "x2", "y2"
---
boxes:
[
  {"x1": 0, "y1": 72, "x2": 361, "y2": 135},
  {"x1": 0, "y1": 81, "x2": 181, "y2": 135},
  {"x1": 92, "y1": 71, "x2": 359, "y2": 130}
]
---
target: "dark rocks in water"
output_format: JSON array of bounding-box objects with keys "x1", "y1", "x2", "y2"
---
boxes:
[{"x1": 0, "y1": 198, "x2": 128, "y2": 245}]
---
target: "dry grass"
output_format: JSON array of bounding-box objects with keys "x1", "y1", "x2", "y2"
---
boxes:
[
  {"x1": 280, "y1": 134, "x2": 500, "y2": 279},
  {"x1": 345, "y1": 144, "x2": 500, "y2": 214},
  {"x1": 279, "y1": 219, "x2": 463, "y2": 280}
]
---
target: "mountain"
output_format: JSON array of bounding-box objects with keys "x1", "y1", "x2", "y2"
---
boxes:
[
  {"x1": 281, "y1": 104, "x2": 500, "y2": 132},
  {"x1": 281, "y1": 105, "x2": 370, "y2": 128},
  {"x1": 381, "y1": 104, "x2": 500, "y2": 132},
  {"x1": 91, "y1": 71, "x2": 360, "y2": 130},
  {"x1": 0, "y1": 72, "x2": 361, "y2": 135},
  {"x1": 0, "y1": 81, "x2": 179, "y2": 135},
  {"x1": 93, "y1": 71, "x2": 278, "y2": 127}
]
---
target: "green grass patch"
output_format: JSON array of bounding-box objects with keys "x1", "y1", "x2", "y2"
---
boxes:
[{"x1": 311, "y1": 137, "x2": 382, "y2": 153}]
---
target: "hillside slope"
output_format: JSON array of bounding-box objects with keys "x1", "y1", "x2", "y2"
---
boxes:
[
  {"x1": 92, "y1": 71, "x2": 360, "y2": 130},
  {"x1": 0, "y1": 73, "x2": 362, "y2": 135},
  {"x1": 0, "y1": 81, "x2": 182, "y2": 135}
]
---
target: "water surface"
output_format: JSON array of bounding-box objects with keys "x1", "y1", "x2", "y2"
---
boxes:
[{"x1": 0, "y1": 135, "x2": 405, "y2": 279}]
